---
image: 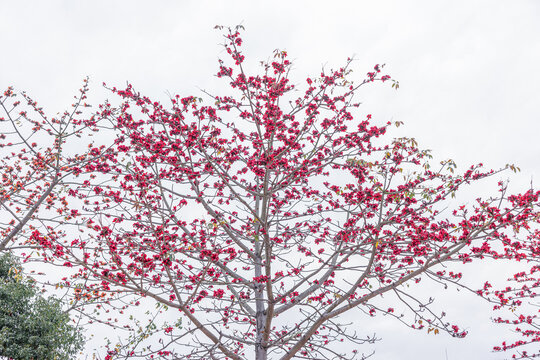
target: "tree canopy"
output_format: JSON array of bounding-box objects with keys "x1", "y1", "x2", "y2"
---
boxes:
[{"x1": 0, "y1": 253, "x2": 84, "y2": 360}]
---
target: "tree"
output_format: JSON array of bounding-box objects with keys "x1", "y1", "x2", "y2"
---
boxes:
[
  {"x1": 3, "y1": 26, "x2": 539, "y2": 359},
  {"x1": 487, "y1": 238, "x2": 540, "y2": 359},
  {"x1": 0, "y1": 78, "x2": 105, "y2": 254},
  {"x1": 0, "y1": 252, "x2": 84, "y2": 360}
]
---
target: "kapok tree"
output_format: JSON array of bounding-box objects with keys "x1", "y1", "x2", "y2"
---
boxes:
[
  {"x1": 0, "y1": 80, "x2": 106, "y2": 254},
  {"x1": 26, "y1": 26, "x2": 539, "y2": 359},
  {"x1": 0, "y1": 81, "x2": 110, "y2": 358},
  {"x1": 484, "y1": 230, "x2": 540, "y2": 359}
]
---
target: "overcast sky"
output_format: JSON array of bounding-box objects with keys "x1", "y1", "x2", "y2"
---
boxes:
[{"x1": 1, "y1": 1, "x2": 539, "y2": 359}]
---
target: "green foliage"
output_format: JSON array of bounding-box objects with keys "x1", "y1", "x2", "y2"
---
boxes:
[{"x1": 0, "y1": 253, "x2": 84, "y2": 360}]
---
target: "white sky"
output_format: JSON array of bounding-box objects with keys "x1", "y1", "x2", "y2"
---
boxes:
[{"x1": 1, "y1": 1, "x2": 539, "y2": 359}]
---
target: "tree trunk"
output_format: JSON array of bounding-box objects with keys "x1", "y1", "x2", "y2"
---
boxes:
[
  {"x1": 254, "y1": 254, "x2": 267, "y2": 360},
  {"x1": 255, "y1": 342, "x2": 268, "y2": 360}
]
